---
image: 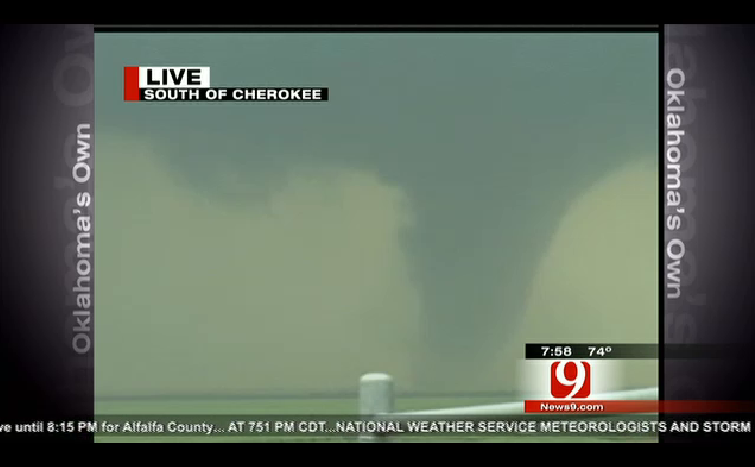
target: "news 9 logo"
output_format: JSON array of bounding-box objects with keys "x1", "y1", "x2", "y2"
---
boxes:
[{"x1": 550, "y1": 361, "x2": 591, "y2": 399}]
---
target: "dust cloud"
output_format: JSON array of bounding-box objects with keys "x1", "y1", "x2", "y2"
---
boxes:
[{"x1": 95, "y1": 132, "x2": 424, "y2": 396}]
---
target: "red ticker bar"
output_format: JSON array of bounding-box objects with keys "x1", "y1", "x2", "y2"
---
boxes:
[{"x1": 525, "y1": 400, "x2": 755, "y2": 414}]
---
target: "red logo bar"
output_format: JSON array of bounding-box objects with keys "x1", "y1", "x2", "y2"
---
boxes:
[{"x1": 525, "y1": 400, "x2": 755, "y2": 414}]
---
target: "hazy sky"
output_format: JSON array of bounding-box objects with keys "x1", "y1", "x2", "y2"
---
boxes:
[{"x1": 95, "y1": 32, "x2": 658, "y2": 396}]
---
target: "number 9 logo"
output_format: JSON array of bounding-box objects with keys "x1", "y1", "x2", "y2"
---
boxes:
[{"x1": 550, "y1": 361, "x2": 591, "y2": 399}]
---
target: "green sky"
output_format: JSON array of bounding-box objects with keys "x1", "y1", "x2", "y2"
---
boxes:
[{"x1": 95, "y1": 32, "x2": 658, "y2": 396}]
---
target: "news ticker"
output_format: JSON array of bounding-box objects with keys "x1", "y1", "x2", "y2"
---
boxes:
[
  {"x1": 5, "y1": 415, "x2": 750, "y2": 438},
  {"x1": 525, "y1": 343, "x2": 749, "y2": 359},
  {"x1": 123, "y1": 66, "x2": 329, "y2": 102}
]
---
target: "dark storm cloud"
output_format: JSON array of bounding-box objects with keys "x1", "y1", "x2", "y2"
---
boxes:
[{"x1": 95, "y1": 33, "x2": 658, "y2": 394}]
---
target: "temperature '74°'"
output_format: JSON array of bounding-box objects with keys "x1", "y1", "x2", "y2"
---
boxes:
[{"x1": 588, "y1": 346, "x2": 612, "y2": 357}]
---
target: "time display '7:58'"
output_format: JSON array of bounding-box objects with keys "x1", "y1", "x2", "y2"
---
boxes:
[{"x1": 526, "y1": 344, "x2": 623, "y2": 359}]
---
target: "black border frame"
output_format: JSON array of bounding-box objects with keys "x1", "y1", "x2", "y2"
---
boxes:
[{"x1": 4, "y1": 23, "x2": 754, "y2": 445}]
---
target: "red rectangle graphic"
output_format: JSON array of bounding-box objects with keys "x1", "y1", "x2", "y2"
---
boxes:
[{"x1": 124, "y1": 67, "x2": 140, "y2": 101}]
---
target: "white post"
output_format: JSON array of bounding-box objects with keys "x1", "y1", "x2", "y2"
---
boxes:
[{"x1": 358, "y1": 373, "x2": 394, "y2": 443}]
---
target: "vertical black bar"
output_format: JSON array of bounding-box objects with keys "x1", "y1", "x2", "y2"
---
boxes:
[
  {"x1": 663, "y1": 24, "x2": 755, "y2": 442},
  {"x1": 0, "y1": 24, "x2": 95, "y2": 441}
]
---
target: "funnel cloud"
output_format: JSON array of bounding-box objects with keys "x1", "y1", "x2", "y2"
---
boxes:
[{"x1": 96, "y1": 133, "x2": 424, "y2": 395}]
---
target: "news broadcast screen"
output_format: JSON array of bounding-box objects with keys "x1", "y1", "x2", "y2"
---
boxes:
[{"x1": 1, "y1": 23, "x2": 754, "y2": 444}]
